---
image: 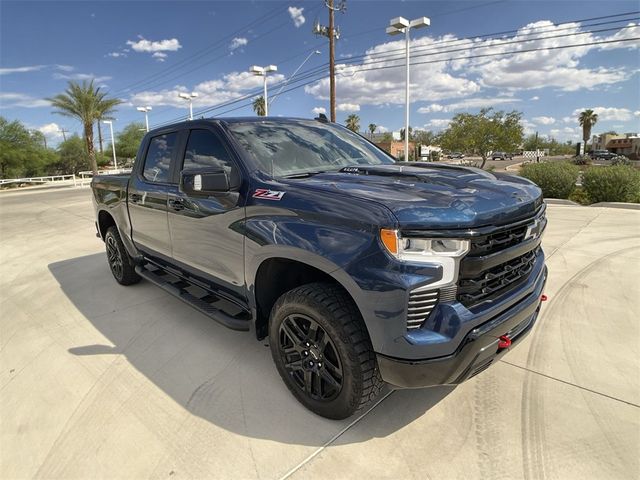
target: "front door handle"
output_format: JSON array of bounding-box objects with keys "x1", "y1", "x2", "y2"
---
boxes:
[
  {"x1": 168, "y1": 198, "x2": 185, "y2": 211},
  {"x1": 130, "y1": 193, "x2": 142, "y2": 203}
]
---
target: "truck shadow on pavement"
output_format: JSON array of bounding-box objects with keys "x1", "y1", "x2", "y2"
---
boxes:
[{"x1": 49, "y1": 253, "x2": 453, "y2": 447}]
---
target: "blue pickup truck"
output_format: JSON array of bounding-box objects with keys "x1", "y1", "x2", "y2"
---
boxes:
[{"x1": 91, "y1": 116, "x2": 547, "y2": 419}]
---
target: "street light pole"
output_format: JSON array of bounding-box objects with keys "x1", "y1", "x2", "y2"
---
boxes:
[
  {"x1": 103, "y1": 120, "x2": 117, "y2": 169},
  {"x1": 136, "y1": 106, "x2": 152, "y2": 132},
  {"x1": 249, "y1": 65, "x2": 278, "y2": 116},
  {"x1": 387, "y1": 16, "x2": 430, "y2": 161},
  {"x1": 178, "y1": 92, "x2": 198, "y2": 120}
]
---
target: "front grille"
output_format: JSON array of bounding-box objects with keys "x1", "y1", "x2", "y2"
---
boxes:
[
  {"x1": 457, "y1": 248, "x2": 538, "y2": 307},
  {"x1": 468, "y1": 224, "x2": 528, "y2": 256},
  {"x1": 406, "y1": 289, "x2": 439, "y2": 330}
]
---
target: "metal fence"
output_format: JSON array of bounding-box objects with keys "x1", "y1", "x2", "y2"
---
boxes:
[{"x1": 0, "y1": 168, "x2": 132, "y2": 188}]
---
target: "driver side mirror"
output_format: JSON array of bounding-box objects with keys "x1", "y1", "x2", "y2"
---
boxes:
[{"x1": 180, "y1": 168, "x2": 230, "y2": 196}]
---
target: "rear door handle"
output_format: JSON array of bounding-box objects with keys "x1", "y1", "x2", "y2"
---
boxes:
[
  {"x1": 130, "y1": 193, "x2": 142, "y2": 203},
  {"x1": 168, "y1": 198, "x2": 185, "y2": 211}
]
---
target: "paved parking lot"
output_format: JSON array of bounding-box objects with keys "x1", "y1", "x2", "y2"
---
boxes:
[{"x1": 1, "y1": 187, "x2": 638, "y2": 480}]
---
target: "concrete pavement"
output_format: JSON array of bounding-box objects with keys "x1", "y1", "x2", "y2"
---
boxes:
[{"x1": 1, "y1": 188, "x2": 638, "y2": 479}]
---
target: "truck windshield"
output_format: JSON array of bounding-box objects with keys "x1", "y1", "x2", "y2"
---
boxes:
[{"x1": 226, "y1": 120, "x2": 395, "y2": 177}]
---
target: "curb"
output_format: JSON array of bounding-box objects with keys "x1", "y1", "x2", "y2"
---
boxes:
[
  {"x1": 544, "y1": 199, "x2": 580, "y2": 206},
  {"x1": 589, "y1": 202, "x2": 640, "y2": 210}
]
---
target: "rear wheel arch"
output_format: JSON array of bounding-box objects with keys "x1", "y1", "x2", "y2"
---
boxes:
[{"x1": 97, "y1": 210, "x2": 116, "y2": 240}]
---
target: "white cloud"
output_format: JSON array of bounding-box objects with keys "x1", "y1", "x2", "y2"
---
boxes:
[
  {"x1": 0, "y1": 92, "x2": 50, "y2": 108},
  {"x1": 37, "y1": 123, "x2": 63, "y2": 139},
  {"x1": 521, "y1": 119, "x2": 536, "y2": 135},
  {"x1": 598, "y1": 23, "x2": 640, "y2": 50},
  {"x1": 305, "y1": 36, "x2": 480, "y2": 106},
  {"x1": 549, "y1": 126, "x2": 581, "y2": 140},
  {"x1": 530, "y1": 96, "x2": 540, "y2": 101},
  {"x1": 532, "y1": 116, "x2": 556, "y2": 125},
  {"x1": 571, "y1": 107, "x2": 635, "y2": 121},
  {"x1": 418, "y1": 97, "x2": 519, "y2": 113},
  {"x1": 127, "y1": 37, "x2": 182, "y2": 53},
  {"x1": 107, "y1": 52, "x2": 126, "y2": 58},
  {"x1": 288, "y1": 6, "x2": 305, "y2": 28},
  {"x1": 424, "y1": 118, "x2": 451, "y2": 130},
  {"x1": 152, "y1": 52, "x2": 167, "y2": 62},
  {"x1": 311, "y1": 106, "x2": 326, "y2": 115},
  {"x1": 635, "y1": 110, "x2": 640, "y2": 117},
  {"x1": 129, "y1": 70, "x2": 286, "y2": 110},
  {"x1": 55, "y1": 64, "x2": 74, "y2": 72},
  {"x1": 0, "y1": 65, "x2": 45, "y2": 75},
  {"x1": 229, "y1": 37, "x2": 248, "y2": 51},
  {"x1": 562, "y1": 116, "x2": 573, "y2": 124},
  {"x1": 336, "y1": 103, "x2": 360, "y2": 112},
  {"x1": 377, "y1": 125, "x2": 389, "y2": 133},
  {"x1": 53, "y1": 72, "x2": 112, "y2": 83}
]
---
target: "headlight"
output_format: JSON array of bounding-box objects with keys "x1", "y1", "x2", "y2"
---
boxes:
[
  {"x1": 380, "y1": 229, "x2": 470, "y2": 262},
  {"x1": 380, "y1": 229, "x2": 470, "y2": 286}
]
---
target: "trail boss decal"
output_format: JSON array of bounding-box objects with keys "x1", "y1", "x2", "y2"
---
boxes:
[{"x1": 253, "y1": 189, "x2": 286, "y2": 201}]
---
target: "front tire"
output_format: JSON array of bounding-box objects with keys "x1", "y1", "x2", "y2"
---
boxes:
[
  {"x1": 269, "y1": 283, "x2": 382, "y2": 419},
  {"x1": 104, "y1": 226, "x2": 141, "y2": 286}
]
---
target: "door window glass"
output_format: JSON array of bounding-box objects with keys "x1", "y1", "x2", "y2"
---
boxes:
[{"x1": 143, "y1": 132, "x2": 177, "y2": 183}]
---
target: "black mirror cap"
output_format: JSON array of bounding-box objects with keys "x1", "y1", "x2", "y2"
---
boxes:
[{"x1": 180, "y1": 168, "x2": 230, "y2": 195}]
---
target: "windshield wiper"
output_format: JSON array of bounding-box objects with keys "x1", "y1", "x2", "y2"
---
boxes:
[{"x1": 282, "y1": 170, "x2": 330, "y2": 179}]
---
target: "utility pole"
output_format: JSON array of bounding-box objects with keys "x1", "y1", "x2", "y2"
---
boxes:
[
  {"x1": 535, "y1": 131, "x2": 539, "y2": 163},
  {"x1": 59, "y1": 128, "x2": 68, "y2": 141},
  {"x1": 314, "y1": 1, "x2": 346, "y2": 122}
]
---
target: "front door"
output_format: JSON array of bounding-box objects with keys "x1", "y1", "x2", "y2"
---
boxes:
[{"x1": 167, "y1": 127, "x2": 247, "y2": 302}]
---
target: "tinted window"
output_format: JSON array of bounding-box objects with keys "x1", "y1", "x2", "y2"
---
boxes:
[
  {"x1": 226, "y1": 120, "x2": 394, "y2": 177},
  {"x1": 143, "y1": 133, "x2": 177, "y2": 183},
  {"x1": 182, "y1": 129, "x2": 239, "y2": 187}
]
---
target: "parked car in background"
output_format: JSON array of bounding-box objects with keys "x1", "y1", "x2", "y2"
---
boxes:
[
  {"x1": 492, "y1": 152, "x2": 514, "y2": 161},
  {"x1": 446, "y1": 152, "x2": 465, "y2": 159},
  {"x1": 589, "y1": 150, "x2": 617, "y2": 160}
]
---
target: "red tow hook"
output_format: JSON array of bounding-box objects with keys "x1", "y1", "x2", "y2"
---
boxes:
[
  {"x1": 541, "y1": 294, "x2": 548, "y2": 302},
  {"x1": 498, "y1": 335, "x2": 512, "y2": 349}
]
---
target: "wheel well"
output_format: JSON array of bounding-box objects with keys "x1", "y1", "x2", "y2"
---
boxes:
[
  {"x1": 253, "y1": 258, "x2": 353, "y2": 340},
  {"x1": 97, "y1": 210, "x2": 116, "y2": 240}
]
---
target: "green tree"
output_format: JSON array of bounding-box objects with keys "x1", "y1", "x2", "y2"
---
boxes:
[
  {"x1": 115, "y1": 122, "x2": 146, "y2": 160},
  {"x1": 55, "y1": 135, "x2": 89, "y2": 174},
  {"x1": 345, "y1": 114, "x2": 360, "y2": 132},
  {"x1": 252, "y1": 96, "x2": 266, "y2": 116},
  {"x1": 368, "y1": 123, "x2": 377, "y2": 139},
  {"x1": 47, "y1": 80, "x2": 122, "y2": 173},
  {"x1": 438, "y1": 108, "x2": 524, "y2": 169},
  {"x1": 95, "y1": 96, "x2": 120, "y2": 155},
  {"x1": 400, "y1": 126, "x2": 414, "y2": 141},
  {"x1": 412, "y1": 129, "x2": 436, "y2": 146},
  {"x1": 0, "y1": 117, "x2": 57, "y2": 178},
  {"x1": 578, "y1": 109, "x2": 598, "y2": 152}
]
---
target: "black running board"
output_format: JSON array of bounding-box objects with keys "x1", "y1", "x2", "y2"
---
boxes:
[{"x1": 135, "y1": 264, "x2": 250, "y2": 331}]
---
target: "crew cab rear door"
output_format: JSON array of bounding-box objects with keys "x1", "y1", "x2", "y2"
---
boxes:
[
  {"x1": 166, "y1": 125, "x2": 248, "y2": 303},
  {"x1": 127, "y1": 129, "x2": 181, "y2": 259}
]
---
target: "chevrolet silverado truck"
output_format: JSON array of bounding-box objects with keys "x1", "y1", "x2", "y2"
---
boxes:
[{"x1": 91, "y1": 116, "x2": 548, "y2": 419}]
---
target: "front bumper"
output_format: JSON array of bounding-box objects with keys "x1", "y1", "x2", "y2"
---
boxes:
[{"x1": 377, "y1": 266, "x2": 547, "y2": 388}]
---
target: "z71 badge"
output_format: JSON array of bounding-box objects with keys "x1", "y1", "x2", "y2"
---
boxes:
[{"x1": 253, "y1": 189, "x2": 286, "y2": 200}]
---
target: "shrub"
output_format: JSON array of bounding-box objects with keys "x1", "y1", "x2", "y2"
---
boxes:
[
  {"x1": 568, "y1": 187, "x2": 590, "y2": 205},
  {"x1": 519, "y1": 161, "x2": 580, "y2": 199},
  {"x1": 582, "y1": 165, "x2": 640, "y2": 203},
  {"x1": 610, "y1": 155, "x2": 631, "y2": 166},
  {"x1": 572, "y1": 155, "x2": 591, "y2": 165}
]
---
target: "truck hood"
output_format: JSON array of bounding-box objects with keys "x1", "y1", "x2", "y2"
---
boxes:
[{"x1": 283, "y1": 163, "x2": 543, "y2": 229}]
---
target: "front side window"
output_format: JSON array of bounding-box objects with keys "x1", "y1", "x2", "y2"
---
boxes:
[
  {"x1": 226, "y1": 120, "x2": 394, "y2": 177},
  {"x1": 143, "y1": 132, "x2": 177, "y2": 183},
  {"x1": 182, "y1": 129, "x2": 239, "y2": 188}
]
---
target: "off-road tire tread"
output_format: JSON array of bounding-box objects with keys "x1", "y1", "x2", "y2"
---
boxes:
[
  {"x1": 105, "y1": 226, "x2": 141, "y2": 286},
  {"x1": 270, "y1": 282, "x2": 383, "y2": 418}
]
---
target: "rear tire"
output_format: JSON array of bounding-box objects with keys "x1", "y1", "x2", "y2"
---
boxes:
[
  {"x1": 104, "y1": 226, "x2": 140, "y2": 286},
  {"x1": 269, "y1": 282, "x2": 382, "y2": 419}
]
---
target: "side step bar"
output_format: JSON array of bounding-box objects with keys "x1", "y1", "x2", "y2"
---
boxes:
[{"x1": 135, "y1": 264, "x2": 250, "y2": 331}]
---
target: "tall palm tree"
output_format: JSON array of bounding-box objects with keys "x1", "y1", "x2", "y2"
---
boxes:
[
  {"x1": 578, "y1": 109, "x2": 599, "y2": 153},
  {"x1": 346, "y1": 114, "x2": 360, "y2": 133},
  {"x1": 368, "y1": 123, "x2": 377, "y2": 139},
  {"x1": 252, "y1": 96, "x2": 266, "y2": 116},
  {"x1": 48, "y1": 80, "x2": 122, "y2": 173}
]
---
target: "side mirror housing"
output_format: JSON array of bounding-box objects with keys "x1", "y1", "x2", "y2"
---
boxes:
[{"x1": 180, "y1": 168, "x2": 230, "y2": 195}]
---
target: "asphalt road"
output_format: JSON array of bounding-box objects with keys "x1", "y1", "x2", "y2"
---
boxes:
[{"x1": 1, "y1": 187, "x2": 638, "y2": 479}]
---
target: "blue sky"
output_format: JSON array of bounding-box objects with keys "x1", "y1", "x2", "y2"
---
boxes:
[{"x1": 1, "y1": 0, "x2": 639, "y2": 145}]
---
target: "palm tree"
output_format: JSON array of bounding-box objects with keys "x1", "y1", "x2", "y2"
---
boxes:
[
  {"x1": 346, "y1": 114, "x2": 360, "y2": 133},
  {"x1": 578, "y1": 109, "x2": 599, "y2": 153},
  {"x1": 368, "y1": 123, "x2": 377, "y2": 139},
  {"x1": 252, "y1": 96, "x2": 266, "y2": 116},
  {"x1": 48, "y1": 80, "x2": 122, "y2": 173}
]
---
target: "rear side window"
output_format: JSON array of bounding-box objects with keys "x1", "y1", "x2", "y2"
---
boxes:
[{"x1": 143, "y1": 132, "x2": 177, "y2": 183}]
